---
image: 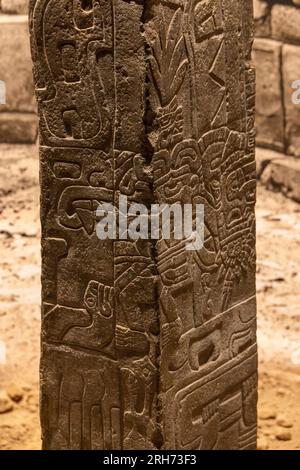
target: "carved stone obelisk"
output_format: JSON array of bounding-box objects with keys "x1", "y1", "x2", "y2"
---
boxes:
[{"x1": 29, "y1": 0, "x2": 257, "y2": 450}]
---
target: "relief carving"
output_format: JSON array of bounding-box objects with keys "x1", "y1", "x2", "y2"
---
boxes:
[{"x1": 30, "y1": 0, "x2": 257, "y2": 450}]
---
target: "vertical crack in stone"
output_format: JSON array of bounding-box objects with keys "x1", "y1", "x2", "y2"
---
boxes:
[{"x1": 140, "y1": 0, "x2": 163, "y2": 450}]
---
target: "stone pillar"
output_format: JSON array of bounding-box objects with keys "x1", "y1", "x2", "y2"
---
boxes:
[{"x1": 29, "y1": 0, "x2": 257, "y2": 450}]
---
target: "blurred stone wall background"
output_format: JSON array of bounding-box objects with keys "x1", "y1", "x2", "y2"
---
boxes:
[
  {"x1": 253, "y1": 0, "x2": 300, "y2": 201},
  {"x1": 0, "y1": 0, "x2": 37, "y2": 143},
  {"x1": 253, "y1": 0, "x2": 300, "y2": 156}
]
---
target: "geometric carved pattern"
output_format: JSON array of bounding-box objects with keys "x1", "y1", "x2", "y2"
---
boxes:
[{"x1": 29, "y1": 0, "x2": 257, "y2": 449}]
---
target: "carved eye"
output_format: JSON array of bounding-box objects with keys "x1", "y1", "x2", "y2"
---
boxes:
[{"x1": 227, "y1": 208, "x2": 242, "y2": 226}]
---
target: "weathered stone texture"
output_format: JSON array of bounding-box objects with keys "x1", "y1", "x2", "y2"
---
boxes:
[
  {"x1": 30, "y1": 0, "x2": 257, "y2": 450},
  {"x1": 256, "y1": 147, "x2": 284, "y2": 180},
  {"x1": 252, "y1": 39, "x2": 284, "y2": 152},
  {"x1": 260, "y1": 153, "x2": 300, "y2": 202},
  {"x1": 146, "y1": 0, "x2": 257, "y2": 450}
]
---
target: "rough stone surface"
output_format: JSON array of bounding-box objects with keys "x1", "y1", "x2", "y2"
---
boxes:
[
  {"x1": 252, "y1": 39, "x2": 285, "y2": 152},
  {"x1": 6, "y1": 383, "x2": 24, "y2": 403},
  {"x1": 282, "y1": 45, "x2": 300, "y2": 157},
  {"x1": 272, "y1": 5, "x2": 300, "y2": 45},
  {"x1": 29, "y1": 0, "x2": 257, "y2": 450},
  {"x1": 261, "y1": 156, "x2": 300, "y2": 203},
  {"x1": 256, "y1": 147, "x2": 284, "y2": 180}
]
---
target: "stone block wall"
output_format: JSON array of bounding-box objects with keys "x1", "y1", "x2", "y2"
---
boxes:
[
  {"x1": 0, "y1": 0, "x2": 37, "y2": 143},
  {"x1": 253, "y1": 0, "x2": 300, "y2": 157}
]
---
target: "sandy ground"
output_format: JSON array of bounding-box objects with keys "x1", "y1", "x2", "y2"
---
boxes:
[
  {"x1": 256, "y1": 184, "x2": 300, "y2": 450},
  {"x1": 0, "y1": 145, "x2": 40, "y2": 450},
  {"x1": 0, "y1": 144, "x2": 299, "y2": 450}
]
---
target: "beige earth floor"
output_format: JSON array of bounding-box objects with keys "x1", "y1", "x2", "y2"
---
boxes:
[{"x1": 0, "y1": 144, "x2": 299, "y2": 450}]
